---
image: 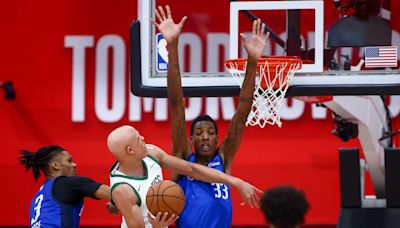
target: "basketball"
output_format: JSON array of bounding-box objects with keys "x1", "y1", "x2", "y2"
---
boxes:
[{"x1": 146, "y1": 180, "x2": 186, "y2": 216}]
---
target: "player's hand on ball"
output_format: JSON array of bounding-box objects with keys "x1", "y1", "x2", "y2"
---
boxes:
[
  {"x1": 148, "y1": 212, "x2": 178, "y2": 228},
  {"x1": 235, "y1": 179, "x2": 263, "y2": 208}
]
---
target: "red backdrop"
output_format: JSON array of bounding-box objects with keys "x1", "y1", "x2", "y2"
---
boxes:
[{"x1": 1, "y1": 0, "x2": 399, "y2": 226}]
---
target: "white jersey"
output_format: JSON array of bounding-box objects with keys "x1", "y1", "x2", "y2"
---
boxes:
[{"x1": 110, "y1": 155, "x2": 163, "y2": 228}]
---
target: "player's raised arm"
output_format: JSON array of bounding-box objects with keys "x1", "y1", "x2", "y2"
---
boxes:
[
  {"x1": 220, "y1": 19, "x2": 269, "y2": 174},
  {"x1": 149, "y1": 145, "x2": 262, "y2": 208},
  {"x1": 152, "y1": 5, "x2": 192, "y2": 180}
]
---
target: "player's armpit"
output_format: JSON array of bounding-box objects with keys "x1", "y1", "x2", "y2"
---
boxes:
[
  {"x1": 112, "y1": 184, "x2": 145, "y2": 228},
  {"x1": 219, "y1": 116, "x2": 246, "y2": 173}
]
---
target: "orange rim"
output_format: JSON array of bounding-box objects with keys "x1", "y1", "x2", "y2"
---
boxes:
[
  {"x1": 225, "y1": 56, "x2": 302, "y2": 71},
  {"x1": 225, "y1": 56, "x2": 302, "y2": 89}
]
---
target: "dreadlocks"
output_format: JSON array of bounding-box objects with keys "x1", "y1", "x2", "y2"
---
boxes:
[{"x1": 18, "y1": 145, "x2": 65, "y2": 181}]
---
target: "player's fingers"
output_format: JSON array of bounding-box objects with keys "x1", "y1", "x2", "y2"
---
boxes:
[
  {"x1": 150, "y1": 18, "x2": 159, "y2": 27},
  {"x1": 147, "y1": 212, "x2": 156, "y2": 220},
  {"x1": 155, "y1": 9, "x2": 163, "y2": 22},
  {"x1": 257, "y1": 19, "x2": 261, "y2": 35},
  {"x1": 167, "y1": 214, "x2": 178, "y2": 223},
  {"x1": 254, "y1": 186, "x2": 263, "y2": 193},
  {"x1": 252, "y1": 192, "x2": 260, "y2": 208},
  {"x1": 247, "y1": 196, "x2": 254, "y2": 208},
  {"x1": 166, "y1": 5, "x2": 172, "y2": 18},
  {"x1": 161, "y1": 212, "x2": 169, "y2": 221},
  {"x1": 261, "y1": 23, "x2": 266, "y2": 38},
  {"x1": 158, "y1": 6, "x2": 167, "y2": 20},
  {"x1": 265, "y1": 31, "x2": 270, "y2": 40},
  {"x1": 158, "y1": 212, "x2": 163, "y2": 220},
  {"x1": 252, "y1": 20, "x2": 257, "y2": 35},
  {"x1": 179, "y1": 16, "x2": 187, "y2": 27},
  {"x1": 244, "y1": 191, "x2": 255, "y2": 208},
  {"x1": 240, "y1": 33, "x2": 247, "y2": 44}
]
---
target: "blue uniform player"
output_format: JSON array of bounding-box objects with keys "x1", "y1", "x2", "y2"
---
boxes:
[
  {"x1": 152, "y1": 5, "x2": 268, "y2": 227},
  {"x1": 177, "y1": 153, "x2": 232, "y2": 227},
  {"x1": 19, "y1": 145, "x2": 114, "y2": 228}
]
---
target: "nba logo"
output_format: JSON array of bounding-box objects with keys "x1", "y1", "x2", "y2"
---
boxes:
[{"x1": 156, "y1": 33, "x2": 168, "y2": 72}]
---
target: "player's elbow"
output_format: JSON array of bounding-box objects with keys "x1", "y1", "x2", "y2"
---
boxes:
[{"x1": 95, "y1": 185, "x2": 112, "y2": 201}]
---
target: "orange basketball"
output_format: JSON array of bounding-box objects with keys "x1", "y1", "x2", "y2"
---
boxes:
[{"x1": 146, "y1": 180, "x2": 186, "y2": 216}]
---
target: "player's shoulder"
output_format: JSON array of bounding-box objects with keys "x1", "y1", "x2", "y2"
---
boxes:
[
  {"x1": 146, "y1": 144, "x2": 163, "y2": 151},
  {"x1": 55, "y1": 175, "x2": 96, "y2": 186},
  {"x1": 215, "y1": 149, "x2": 225, "y2": 162},
  {"x1": 146, "y1": 144, "x2": 167, "y2": 160}
]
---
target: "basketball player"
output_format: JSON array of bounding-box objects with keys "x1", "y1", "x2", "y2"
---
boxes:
[
  {"x1": 18, "y1": 145, "x2": 113, "y2": 228},
  {"x1": 260, "y1": 185, "x2": 310, "y2": 228},
  {"x1": 108, "y1": 125, "x2": 262, "y2": 228},
  {"x1": 151, "y1": 5, "x2": 269, "y2": 228}
]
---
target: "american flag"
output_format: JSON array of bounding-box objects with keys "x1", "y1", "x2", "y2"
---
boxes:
[{"x1": 365, "y1": 46, "x2": 398, "y2": 68}]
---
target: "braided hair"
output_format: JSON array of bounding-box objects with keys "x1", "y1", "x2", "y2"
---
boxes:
[{"x1": 18, "y1": 145, "x2": 65, "y2": 181}]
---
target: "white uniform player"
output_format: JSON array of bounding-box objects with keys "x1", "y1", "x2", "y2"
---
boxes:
[{"x1": 110, "y1": 155, "x2": 163, "y2": 228}]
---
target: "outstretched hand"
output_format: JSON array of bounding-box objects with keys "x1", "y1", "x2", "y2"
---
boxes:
[
  {"x1": 151, "y1": 5, "x2": 187, "y2": 44},
  {"x1": 148, "y1": 212, "x2": 179, "y2": 228},
  {"x1": 235, "y1": 179, "x2": 263, "y2": 208},
  {"x1": 240, "y1": 19, "x2": 269, "y2": 62}
]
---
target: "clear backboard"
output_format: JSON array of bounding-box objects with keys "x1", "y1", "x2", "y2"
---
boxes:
[
  {"x1": 130, "y1": 0, "x2": 400, "y2": 97},
  {"x1": 130, "y1": 1, "x2": 400, "y2": 219}
]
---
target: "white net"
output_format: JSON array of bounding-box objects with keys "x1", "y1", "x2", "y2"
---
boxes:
[{"x1": 226, "y1": 58, "x2": 301, "y2": 128}]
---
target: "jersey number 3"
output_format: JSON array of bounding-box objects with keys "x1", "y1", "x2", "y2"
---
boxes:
[
  {"x1": 31, "y1": 194, "x2": 43, "y2": 225},
  {"x1": 211, "y1": 183, "x2": 229, "y2": 199}
]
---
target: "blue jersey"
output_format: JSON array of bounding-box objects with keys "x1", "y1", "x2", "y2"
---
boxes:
[
  {"x1": 29, "y1": 178, "x2": 83, "y2": 228},
  {"x1": 177, "y1": 153, "x2": 232, "y2": 228}
]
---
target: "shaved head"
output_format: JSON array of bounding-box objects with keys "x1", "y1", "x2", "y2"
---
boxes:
[{"x1": 107, "y1": 125, "x2": 140, "y2": 159}]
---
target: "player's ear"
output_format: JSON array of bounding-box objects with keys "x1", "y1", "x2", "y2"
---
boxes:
[
  {"x1": 50, "y1": 160, "x2": 61, "y2": 171},
  {"x1": 126, "y1": 145, "x2": 135, "y2": 154}
]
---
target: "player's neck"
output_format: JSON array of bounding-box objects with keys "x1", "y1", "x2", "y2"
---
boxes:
[
  {"x1": 195, "y1": 153, "x2": 215, "y2": 165},
  {"x1": 47, "y1": 171, "x2": 61, "y2": 180},
  {"x1": 119, "y1": 159, "x2": 146, "y2": 177}
]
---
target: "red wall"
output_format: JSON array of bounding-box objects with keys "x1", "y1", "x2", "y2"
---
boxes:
[{"x1": 1, "y1": 0, "x2": 399, "y2": 226}]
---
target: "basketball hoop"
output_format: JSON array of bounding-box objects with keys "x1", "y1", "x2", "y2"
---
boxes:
[
  {"x1": 225, "y1": 57, "x2": 302, "y2": 128},
  {"x1": 294, "y1": 96, "x2": 334, "y2": 104}
]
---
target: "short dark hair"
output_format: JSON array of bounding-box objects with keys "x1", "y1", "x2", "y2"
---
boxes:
[
  {"x1": 18, "y1": 145, "x2": 65, "y2": 181},
  {"x1": 260, "y1": 185, "x2": 310, "y2": 228},
  {"x1": 190, "y1": 114, "x2": 218, "y2": 136}
]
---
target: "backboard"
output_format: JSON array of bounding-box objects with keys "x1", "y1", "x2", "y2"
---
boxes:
[{"x1": 131, "y1": 0, "x2": 400, "y2": 98}]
